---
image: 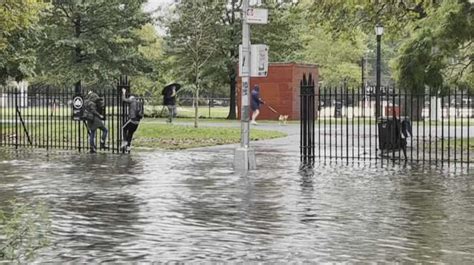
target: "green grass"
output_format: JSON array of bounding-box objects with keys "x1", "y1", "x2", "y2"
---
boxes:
[
  {"x1": 145, "y1": 105, "x2": 229, "y2": 119},
  {"x1": 316, "y1": 118, "x2": 377, "y2": 125},
  {"x1": 437, "y1": 138, "x2": 474, "y2": 151},
  {"x1": 0, "y1": 118, "x2": 287, "y2": 150},
  {"x1": 413, "y1": 120, "x2": 474, "y2": 126},
  {"x1": 2, "y1": 105, "x2": 230, "y2": 119},
  {"x1": 135, "y1": 122, "x2": 286, "y2": 149}
]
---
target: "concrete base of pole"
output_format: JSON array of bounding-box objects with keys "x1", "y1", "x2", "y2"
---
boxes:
[{"x1": 234, "y1": 147, "x2": 256, "y2": 172}]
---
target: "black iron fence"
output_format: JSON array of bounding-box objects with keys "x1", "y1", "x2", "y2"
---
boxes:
[
  {"x1": 300, "y1": 74, "x2": 316, "y2": 167},
  {"x1": 300, "y1": 76, "x2": 473, "y2": 166},
  {"x1": 0, "y1": 77, "x2": 134, "y2": 153}
]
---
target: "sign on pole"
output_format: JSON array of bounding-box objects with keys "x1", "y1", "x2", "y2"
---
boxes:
[
  {"x1": 239, "y1": 44, "x2": 269, "y2": 77},
  {"x1": 251, "y1": 44, "x2": 268, "y2": 77},
  {"x1": 245, "y1": 8, "x2": 268, "y2": 24},
  {"x1": 72, "y1": 95, "x2": 84, "y2": 121}
]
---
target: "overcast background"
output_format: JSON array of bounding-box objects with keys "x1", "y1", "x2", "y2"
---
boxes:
[{"x1": 144, "y1": 0, "x2": 174, "y2": 12}]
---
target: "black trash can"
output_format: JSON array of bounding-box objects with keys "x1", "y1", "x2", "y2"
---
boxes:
[{"x1": 378, "y1": 117, "x2": 403, "y2": 151}]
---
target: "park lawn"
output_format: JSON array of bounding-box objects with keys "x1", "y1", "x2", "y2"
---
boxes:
[
  {"x1": 0, "y1": 120, "x2": 287, "y2": 150},
  {"x1": 145, "y1": 105, "x2": 229, "y2": 119},
  {"x1": 134, "y1": 123, "x2": 287, "y2": 150},
  {"x1": 439, "y1": 138, "x2": 474, "y2": 151}
]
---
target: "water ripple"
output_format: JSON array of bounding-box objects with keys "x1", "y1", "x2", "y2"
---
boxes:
[{"x1": 0, "y1": 149, "x2": 473, "y2": 262}]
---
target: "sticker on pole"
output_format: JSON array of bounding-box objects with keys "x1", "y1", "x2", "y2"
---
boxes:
[
  {"x1": 246, "y1": 8, "x2": 268, "y2": 24},
  {"x1": 73, "y1": 96, "x2": 83, "y2": 109},
  {"x1": 72, "y1": 95, "x2": 84, "y2": 121}
]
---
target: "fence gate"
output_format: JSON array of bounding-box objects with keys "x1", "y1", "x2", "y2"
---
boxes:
[
  {"x1": 0, "y1": 76, "x2": 132, "y2": 153},
  {"x1": 299, "y1": 74, "x2": 473, "y2": 167}
]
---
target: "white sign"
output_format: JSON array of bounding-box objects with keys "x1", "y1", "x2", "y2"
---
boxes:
[
  {"x1": 246, "y1": 8, "x2": 268, "y2": 24},
  {"x1": 73, "y1": 96, "x2": 83, "y2": 109},
  {"x1": 251, "y1": 44, "x2": 269, "y2": 77},
  {"x1": 239, "y1": 44, "x2": 269, "y2": 77}
]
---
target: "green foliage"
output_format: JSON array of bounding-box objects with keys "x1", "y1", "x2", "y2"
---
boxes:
[
  {"x1": 0, "y1": 0, "x2": 43, "y2": 50},
  {"x1": 0, "y1": 0, "x2": 45, "y2": 83},
  {"x1": 33, "y1": 0, "x2": 153, "y2": 88},
  {"x1": 394, "y1": 0, "x2": 473, "y2": 92},
  {"x1": 0, "y1": 201, "x2": 51, "y2": 263},
  {"x1": 304, "y1": 0, "x2": 472, "y2": 91},
  {"x1": 164, "y1": 0, "x2": 222, "y2": 127},
  {"x1": 300, "y1": 27, "x2": 367, "y2": 87},
  {"x1": 252, "y1": 0, "x2": 304, "y2": 62},
  {"x1": 304, "y1": 0, "x2": 438, "y2": 39},
  {"x1": 130, "y1": 24, "x2": 165, "y2": 98}
]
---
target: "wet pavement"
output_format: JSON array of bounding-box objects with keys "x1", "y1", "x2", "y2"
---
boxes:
[{"x1": 1, "y1": 140, "x2": 474, "y2": 262}]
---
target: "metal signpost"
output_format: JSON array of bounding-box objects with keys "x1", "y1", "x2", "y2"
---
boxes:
[{"x1": 234, "y1": 0, "x2": 268, "y2": 173}]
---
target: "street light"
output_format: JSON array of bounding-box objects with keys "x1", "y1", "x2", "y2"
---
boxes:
[{"x1": 375, "y1": 23, "x2": 383, "y2": 119}]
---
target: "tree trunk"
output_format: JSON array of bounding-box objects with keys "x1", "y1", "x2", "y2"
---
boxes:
[
  {"x1": 74, "y1": 14, "x2": 82, "y2": 95},
  {"x1": 408, "y1": 94, "x2": 424, "y2": 122},
  {"x1": 194, "y1": 87, "x2": 199, "y2": 128},
  {"x1": 227, "y1": 73, "x2": 237, "y2": 119}
]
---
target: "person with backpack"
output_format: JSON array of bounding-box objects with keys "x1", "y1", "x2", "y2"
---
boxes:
[
  {"x1": 83, "y1": 90, "x2": 108, "y2": 153},
  {"x1": 121, "y1": 88, "x2": 143, "y2": 152}
]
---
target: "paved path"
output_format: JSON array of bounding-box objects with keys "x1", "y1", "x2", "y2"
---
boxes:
[{"x1": 158, "y1": 120, "x2": 474, "y2": 163}]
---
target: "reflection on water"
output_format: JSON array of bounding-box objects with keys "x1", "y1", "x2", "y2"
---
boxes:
[{"x1": 0, "y1": 149, "x2": 473, "y2": 263}]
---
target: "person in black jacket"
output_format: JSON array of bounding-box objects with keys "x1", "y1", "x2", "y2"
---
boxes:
[
  {"x1": 121, "y1": 88, "x2": 143, "y2": 152},
  {"x1": 163, "y1": 85, "x2": 177, "y2": 123},
  {"x1": 83, "y1": 90, "x2": 108, "y2": 153}
]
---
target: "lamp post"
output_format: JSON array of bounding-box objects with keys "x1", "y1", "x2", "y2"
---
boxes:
[{"x1": 375, "y1": 23, "x2": 383, "y2": 119}]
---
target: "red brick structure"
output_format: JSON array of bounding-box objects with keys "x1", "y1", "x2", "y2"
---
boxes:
[{"x1": 237, "y1": 63, "x2": 319, "y2": 120}]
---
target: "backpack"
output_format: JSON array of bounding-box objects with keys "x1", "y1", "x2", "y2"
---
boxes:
[
  {"x1": 135, "y1": 100, "x2": 144, "y2": 120},
  {"x1": 82, "y1": 99, "x2": 95, "y2": 121}
]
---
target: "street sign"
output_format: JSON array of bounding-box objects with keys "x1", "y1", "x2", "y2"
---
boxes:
[
  {"x1": 239, "y1": 44, "x2": 269, "y2": 77},
  {"x1": 72, "y1": 95, "x2": 84, "y2": 121},
  {"x1": 246, "y1": 8, "x2": 268, "y2": 24}
]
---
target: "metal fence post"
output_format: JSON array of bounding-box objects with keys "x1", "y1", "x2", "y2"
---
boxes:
[{"x1": 300, "y1": 73, "x2": 315, "y2": 168}]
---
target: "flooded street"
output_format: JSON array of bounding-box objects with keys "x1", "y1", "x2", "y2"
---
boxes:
[{"x1": 1, "y1": 147, "x2": 473, "y2": 263}]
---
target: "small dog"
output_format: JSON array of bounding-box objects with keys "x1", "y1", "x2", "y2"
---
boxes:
[{"x1": 278, "y1": 114, "x2": 289, "y2": 125}]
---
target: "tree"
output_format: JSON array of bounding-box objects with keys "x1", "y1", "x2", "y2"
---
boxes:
[
  {"x1": 130, "y1": 24, "x2": 165, "y2": 99},
  {"x1": 34, "y1": 0, "x2": 153, "y2": 91},
  {"x1": 165, "y1": 0, "x2": 220, "y2": 128},
  {"x1": 394, "y1": 0, "x2": 473, "y2": 119},
  {"x1": 299, "y1": 27, "x2": 367, "y2": 87},
  {"x1": 205, "y1": 0, "x2": 303, "y2": 119},
  {"x1": 0, "y1": 0, "x2": 44, "y2": 83}
]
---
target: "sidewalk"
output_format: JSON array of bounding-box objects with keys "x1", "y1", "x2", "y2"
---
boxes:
[{"x1": 163, "y1": 120, "x2": 302, "y2": 155}]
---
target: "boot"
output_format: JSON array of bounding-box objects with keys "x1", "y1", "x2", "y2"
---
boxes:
[{"x1": 100, "y1": 141, "x2": 109, "y2": 150}]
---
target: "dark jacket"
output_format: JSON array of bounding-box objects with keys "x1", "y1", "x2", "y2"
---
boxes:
[
  {"x1": 84, "y1": 92, "x2": 105, "y2": 130},
  {"x1": 163, "y1": 88, "x2": 176, "y2": 106},
  {"x1": 251, "y1": 89, "x2": 263, "y2": 111}
]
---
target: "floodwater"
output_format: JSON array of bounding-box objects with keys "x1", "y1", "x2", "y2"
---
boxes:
[{"x1": 0, "y1": 147, "x2": 473, "y2": 263}]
